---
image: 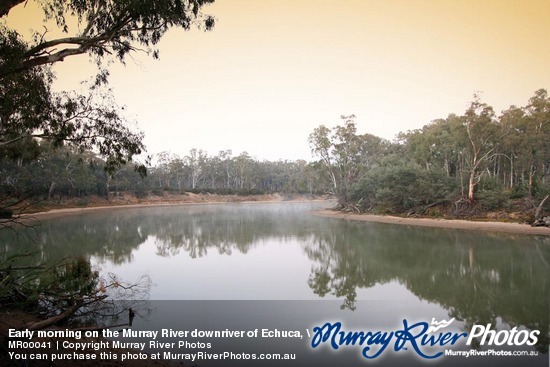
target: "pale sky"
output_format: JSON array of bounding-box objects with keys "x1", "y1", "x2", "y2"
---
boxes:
[{"x1": 6, "y1": 0, "x2": 550, "y2": 161}]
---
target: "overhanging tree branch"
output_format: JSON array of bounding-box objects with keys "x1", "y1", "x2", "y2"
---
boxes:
[
  {"x1": 0, "y1": 0, "x2": 25, "y2": 18},
  {"x1": 1, "y1": 0, "x2": 215, "y2": 79}
]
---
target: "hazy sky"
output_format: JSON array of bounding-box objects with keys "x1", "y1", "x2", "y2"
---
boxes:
[{"x1": 7, "y1": 0, "x2": 550, "y2": 161}]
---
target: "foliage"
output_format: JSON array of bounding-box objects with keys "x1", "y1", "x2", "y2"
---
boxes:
[
  {"x1": 2, "y1": 89, "x2": 548, "y2": 220},
  {"x1": 510, "y1": 183, "x2": 529, "y2": 199},
  {"x1": 350, "y1": 157, "x2": 457, "y2": 213},
  {"x1": 308, "y1": 115, "x2": 388, "y2": 207},
  {"x1": 0, "y1": 0, "x2": 213, "y2": 330},
  {"x1": 0, "y1": 254, "x2": 150, "y2": 327},
  {"x1": 0, "y1": 145, "x2": 325, "y2": 208},
  {"x1": 1, "y1": 143, "x2": 103, "y2": 201},
  {"x1": 0, "y1": 0, "x2": 217, "y2": 217},
  {"x1": 0, "y1": 29, "x2": 145, "y2": 175},
  {"x1": 461, "y1": 94, "x2": 507, "y2": 201},
  {"x1": 476, "y1": 190, "x2": 510, "y2": 211},
  {"x1": 1, "y1": 0, "x2": 217, "y2": 167},
  {"x1": 0, "y1": 0, "x2": 215, "y2": 77},
  {"x1": 396, "y1": 89, "x2": 550, "y2": 216},
  {"x1": 0, "y1": 256, "x2": 98, "y2": 314}
]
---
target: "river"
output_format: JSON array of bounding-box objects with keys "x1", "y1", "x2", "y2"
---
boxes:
[{"x1": 1, "y1": 201, "x2": 548, "y2": 366}]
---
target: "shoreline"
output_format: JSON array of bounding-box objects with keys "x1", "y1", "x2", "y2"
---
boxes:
[
  {"x1": 312, "y1": 210, "x2": 550, "y2": 236},
  {"x1": 15, "y1": 197, "x2": 327, "y2": 221},
  {"x1": 7, "y1": 199, "x2": 550, "y2": 236}
]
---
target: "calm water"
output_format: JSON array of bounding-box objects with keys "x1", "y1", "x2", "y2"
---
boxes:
[{"x1": 1, "y1": 201, "x2": 549, "y2": 356}]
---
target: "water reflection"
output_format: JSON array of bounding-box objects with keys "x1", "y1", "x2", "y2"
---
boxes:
[
  {"x1": 305, "y1": 219, "x2": 549, "y2": 350},
  {"x1": 0, "y1": 202, "x2": 548, "y2": 350},
  {"x1": 0, "y1": 203, "x2": 322, "y2": 265}
]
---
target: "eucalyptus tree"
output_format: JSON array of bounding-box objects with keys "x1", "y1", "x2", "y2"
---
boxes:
[
  {"x1": 233, "y1": 152, "x2": 255, "y2": 190},
  {"x1": 202, "y1": 153, "x2": 222, "y2": 190},
  {"x1": 1, "y1": 0, "x2": 216, "y2": 177},
  {"x1": 308, "y1": 124, "x2": 337, "y2": 193},
  {"x1": 0, "y1": 42, "x2": 145, "y2": 176},
  {"x1": 400, "y1": 115, "x2": 464, "y2": 177},
  {"x1": 0, "y1": 0, "x2": 216, "y2": 327},
  {"x1": 153, "y1": 151, "x2": 175, "y2": 189},
  {"x1": 0, "y1": 0, "x2": 215, "y2": 77},
  {"x1": 309, "y1": 115, "x2": 386, "y2": 207},
  {"x1": 523, "y1": 89, "x2": 550, "y2": 195},
  {"x1": 498, "y1": 105, "x2": 526, "y2": 190},
  {"x1": 462, "y1": 95, "x2": 507, "y2": 202},
  {"x1": 218, "y1": 150, "x2": 233, "y2": 189},
  {"x1": 168, "y1": 155, "x2": 188, "y2": 191},
  {"x1": 185, "y1": 148, "x2": 207, "y2": 189}
]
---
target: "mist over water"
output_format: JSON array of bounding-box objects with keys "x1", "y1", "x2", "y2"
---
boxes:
[{"x1": 1, "y1": 202, "x2": 548, "y2": 351}]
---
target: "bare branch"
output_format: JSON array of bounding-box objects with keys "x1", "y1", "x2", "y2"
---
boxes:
[
  {"x1": 534, "y1": 195, "x2": 549, "y2": 221},
  {"x1": 23, "y1": 303, "x2": 82, "y2": 331}
]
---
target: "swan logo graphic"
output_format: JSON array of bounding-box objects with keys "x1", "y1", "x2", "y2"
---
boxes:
[{"x1": 427, "y1": 318, "x2": 455, "y2": 333}]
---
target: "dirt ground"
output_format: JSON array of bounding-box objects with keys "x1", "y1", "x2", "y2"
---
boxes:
[
  {"x1": 5, "y1": 192, "x2": 328, "y2": 222},
  {"x1": 313, "y1": 210, "x2": 550, "y2": 236},
  {"x1": 10, "y1": 191, "x2": 549, "y2": 236}
]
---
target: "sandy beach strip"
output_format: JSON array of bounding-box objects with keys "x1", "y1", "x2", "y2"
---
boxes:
[
  {"x1": 7, "y1": 202, "x2": 550, "y2": 236},
  {"x1": 313, "y1": 210, "x2": 550, "y2": 236},
  {"x1": 18, "y1": 202, "x2": 204, "y2": 219},
  {"x1": 12, "y1": 198, "x2": 323, "y2": 221}
]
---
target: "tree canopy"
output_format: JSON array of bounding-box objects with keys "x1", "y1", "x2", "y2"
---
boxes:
[
  {"x1": 0, "y1": 0, "x2": 216, "y2": 330},
  {"x1": 0, "y1": 0, "x2": 215, "y2": 174},
  {"x1": 308, "y1": 91, "x2": 550, "y2": 219},
  {"x1": 308, "y1": 115, "x2": 388, "y2": 208},
  {"x1": 0, "y1": 0, "x2": 215, "y2": 77}
]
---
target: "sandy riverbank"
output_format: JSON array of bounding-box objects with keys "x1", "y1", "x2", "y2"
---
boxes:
[
  {"x1": 14, "y1": 194, "x2": 327, "y2": 221},
  {"x1": 7, "y1": 196, "x2": 549, "y2": 236},
  {"x1": 313, "y1": 210, "x2": 550, "y2": 236}
]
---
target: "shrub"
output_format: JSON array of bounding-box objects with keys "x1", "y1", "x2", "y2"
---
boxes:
[
  {"x1": 351, "y1": 162, "x2": 457, "y2": 213},
  {"x1": 510, "y1": 183, "x2": 529, "y2": 199},
  {"x1": 476, "y1": 189, "x2": 510, "y2": 210}
]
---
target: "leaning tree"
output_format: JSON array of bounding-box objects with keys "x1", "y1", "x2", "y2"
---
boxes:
[{"x1": 0, "y1": 0, "x2": 216, "y2": 329}]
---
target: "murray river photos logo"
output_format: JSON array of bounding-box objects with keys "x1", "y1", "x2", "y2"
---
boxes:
[{"x1": 310, "y1": 318, "x2": 540, "y2": 360}]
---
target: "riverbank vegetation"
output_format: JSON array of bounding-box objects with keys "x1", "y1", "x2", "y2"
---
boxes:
[
  {"x1": 0, "y1": 1, "x2": 548, "y2": 361},
  {"x1": 309, "y1": 92, "x2": 550, "y2": 225},
  {"x1": 0, "y1": 146, "x2": 323, "y2": 208},
  {"x1": 0, "y1": 0, "x2": 216, "y2": 342},
  {"x1": 1, "y1": 90, "x2": 549, "y2": 225},
  {"x1": 0, "y1": 0, "x2": 548, "y2": 224}
]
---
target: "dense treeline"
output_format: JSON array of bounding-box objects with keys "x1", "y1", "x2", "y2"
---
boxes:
[
  {"x1": 401, "y1": 90, "x2": 549, "y2": 200},
  {"x1": 148, "y1": 149, "x2": 323, "y2": 194},
  {"x1": 310, "y1": 90, "x2": 550, "y2": 220},
  {"x1": 1, "y1": 89, "x2": 549, "y2": 222},
  {"x1": 0, "y1": 145, "x2": 325, "y2": 206}
]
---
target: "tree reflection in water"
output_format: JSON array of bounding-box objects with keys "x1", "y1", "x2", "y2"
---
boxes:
[{"x1": 0, "y1": 203, "x2": 548, "y2": 350}]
